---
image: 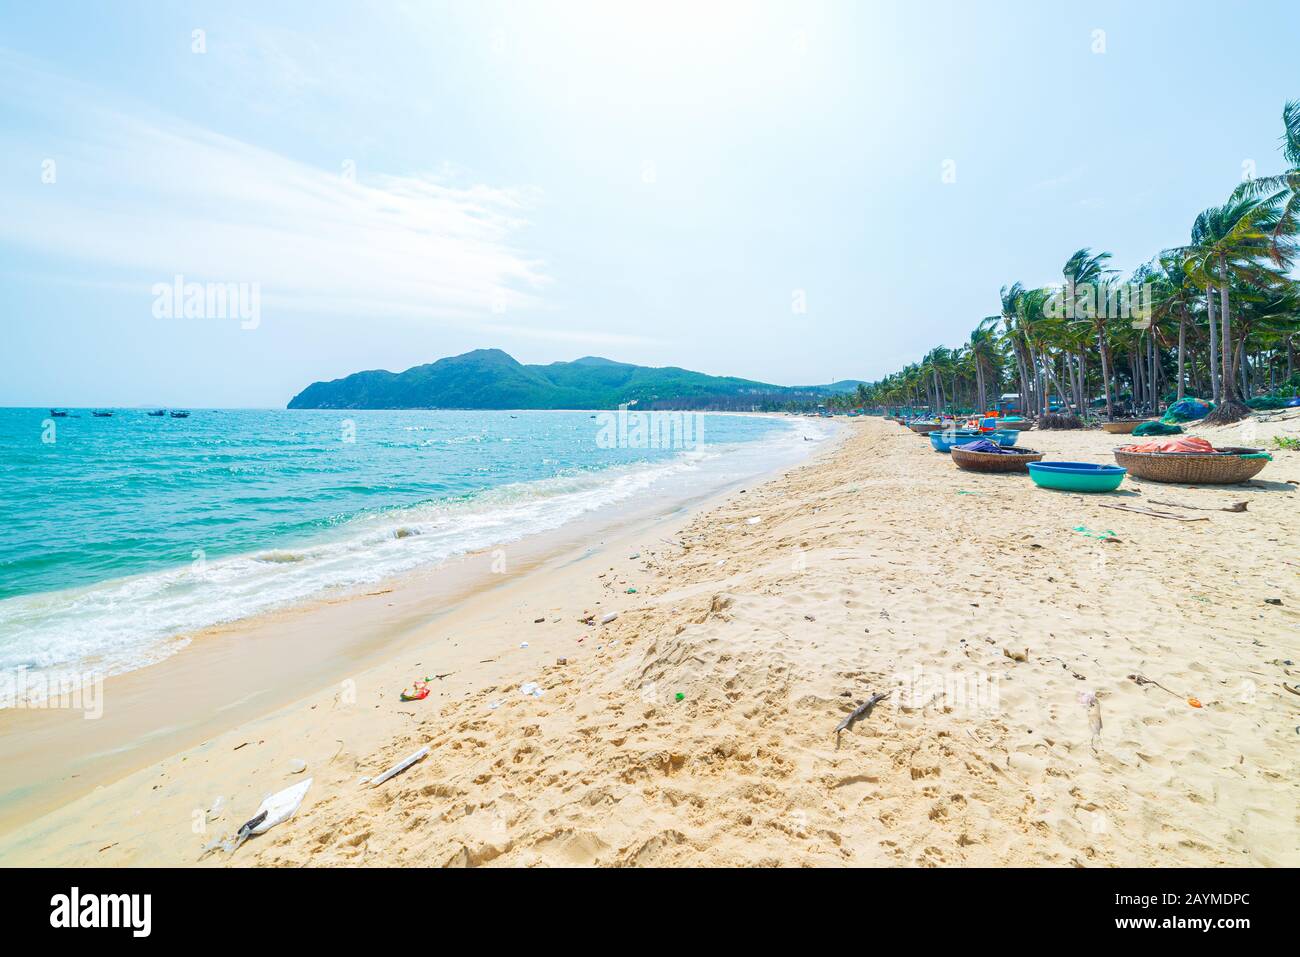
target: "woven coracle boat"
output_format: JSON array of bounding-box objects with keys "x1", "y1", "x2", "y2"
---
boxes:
[
  {"x1": 1100, "y1": 420, "x2": 1147, "y2": 434},
  {"x1": 1112, "y1": 447, "x2": 1270, "y2": 484},
  {"x1": 908, "y1": 422, "x2": 944, "y2": 434},
  {"x1": 950, "y1": 446, "x2": 1044, "y2": 473}
]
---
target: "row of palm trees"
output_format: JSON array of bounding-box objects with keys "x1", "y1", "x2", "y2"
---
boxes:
[{"x1": 846, "y1": 100, "x2": 1300, "y2": 425}]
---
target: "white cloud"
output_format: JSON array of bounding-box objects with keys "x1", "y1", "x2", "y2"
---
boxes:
[{"x1": 0, "y1": 50, "x2": 550, "y2": 325}]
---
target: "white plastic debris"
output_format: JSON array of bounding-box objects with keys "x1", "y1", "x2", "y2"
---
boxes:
[
  {"x1": 370, "y1": 747, "x2": 429, "y2": 787},
  {"x1": 251, "y1": 778, "x2": 312, "y2": 833},
  {"x1": 206, "y1": 795, "x2": 226, "y2": 820}
]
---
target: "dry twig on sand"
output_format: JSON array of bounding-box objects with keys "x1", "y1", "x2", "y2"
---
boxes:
[
  {"x1": 1148, "y1": 499, "x2": 1247, "y2": 513},
  {"x1": 1097, "y1": 503, "x2": 1209, "y2": 521},
  {"x1": 835, "y1": 690, "x2": 890, "y2": 749}
]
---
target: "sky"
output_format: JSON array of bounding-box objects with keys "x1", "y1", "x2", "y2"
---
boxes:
[{"x1": 1, "y1": 0, "x2": 1298, "y2": 407}]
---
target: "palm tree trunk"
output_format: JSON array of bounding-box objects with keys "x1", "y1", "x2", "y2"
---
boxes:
[
  {"x1": 1177, "y1": 312, "x2": 1187, "y2": 400},
  {"x1": 1096, "y1": 322, "x2": 1114, "y2": 419},
  {"x1": 1206, "y1": 287, "x2": 1220, "y2": 403},
  {"x1": 1148, "y1": 332, "x2": 1158, "y2": 411},
  {"x1": 1219, "y1": 255, "x2": 1236, "y2": 401},
  {"x1": 1077, "y1": 349, "x2": 1088, "y2": 412},
  {"x1": 1131, "y1": 351, "x2": 1141, "y2": 411},
  {"x1": 1016, "y1": 347, "x2": 1031, "y2": 417},
  {"x1": 1043, "y1": 358, "x2": 1070, "y2": 416}
]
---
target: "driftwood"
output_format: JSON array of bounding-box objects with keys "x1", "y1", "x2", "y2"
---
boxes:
[
  {"x1": 1097, "y1": 503, "x2": 1209, "y2": 521},
  {"x1": 835, "y1": 690, "x2": 890, "y2": 749},
  {"x1": 1149, "y1": 499, "x2": 1247, "y2": 513},
  {"x1": 1128, "y1": 673, "x2": 1181, "y2": 698}
]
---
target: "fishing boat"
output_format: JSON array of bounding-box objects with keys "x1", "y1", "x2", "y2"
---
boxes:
[
  {"x1": 928, "y1": 429, "x2": 982, "y2": 452},
  {"x1": 1112, "y1": 446, "x2": 1269, "y2": 484},
  {"x1": 148, "y1": 409, "x2": 167, "y2": 417},
  {"x1": 92, "y1": 411, "x2": 114, "y2": 418},
  {"x1": 170, "y1": 410, "x2": 190, "y2": 418},
  {"x1": 49, "y1": 409, "x2": 69, "y2": 418},
  {"x1": 1027, "y1": 462, "x2": 1126, "y2": 493},
  {"x1": 951, "y1": 445, "x2": 1045, "y2": 473}
]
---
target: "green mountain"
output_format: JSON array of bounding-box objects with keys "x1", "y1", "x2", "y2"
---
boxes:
[{"x1": 287, "y1": 348, "x2": 842, "y2": 411}]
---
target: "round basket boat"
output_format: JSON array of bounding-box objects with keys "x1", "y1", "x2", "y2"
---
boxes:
[
  {"x1": 1112, "y1": 447, "x2": 1270, "y2": 484},
  {"x1": 929, "y1": 429, "x2": 983, "y2": 452},
  {"x1": 908, "y1": 422, "x2": 943, "y2": 434},
  {"x1": 1100, "y1": 420, "x2": 1147, "y2": 434},
  {"x1": 1027, "y1": 461, "x2": 1127, "y2": 492},
  {"x1": 950, "y1": 446, "x2": 1044, "y2": 473}
]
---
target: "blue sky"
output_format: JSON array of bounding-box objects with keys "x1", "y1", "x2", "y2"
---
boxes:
[{"x1": 2, "y1": 0, "x2": 1298, "y2": 407}]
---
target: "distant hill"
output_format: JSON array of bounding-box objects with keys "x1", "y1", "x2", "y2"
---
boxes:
[
  {"x1": 806, "y1": 379, "x2": 868, "y2": 393},
  {"x1": 287, "y1": 349, "x2": 846, "y2": 411}
]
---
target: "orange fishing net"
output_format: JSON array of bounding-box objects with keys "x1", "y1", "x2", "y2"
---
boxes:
[{"x1": 1118, "y1": 437, "x2": 1216, "y2": 454}]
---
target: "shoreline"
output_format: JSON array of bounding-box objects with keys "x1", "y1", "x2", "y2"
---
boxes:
[
  {"x1": 0, "y1": 417, "x2": 847, "y2": 853},
  {"x1": 3, "y1": 416, "x2": 1295, "y2": 867}
]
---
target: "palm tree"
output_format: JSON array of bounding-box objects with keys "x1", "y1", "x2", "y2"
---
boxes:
[
  {"x1": 1150, "y1": 254, "x2": 1200, "y2": 400},
  {"x1": 1062, "y1": 248, "x2": 1118, "y2": 418},
  {"x1": 1179, "y1": 198, "x2": 1290, "y2": 421},
  {"x1": 1233, "y1": 100, "x2": 1300, "y2": 264},
  {"x1": 966, "y1": 318, "x2": 1001, "y2": 412},
  {"x1": 995, "y1": 282, "x2": 1034, "y2": 415}
]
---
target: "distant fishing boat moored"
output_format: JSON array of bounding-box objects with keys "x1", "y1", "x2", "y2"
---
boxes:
[
  {"x1": 92, "y1": 411, "x2": 114, "y2": 418},
  {"x1": 148, "y1": 409, "x2": 167, "y2": 417},
  {"x1": 49, "y1": 409, "x2": 69, "y2": 417},
  {"x1": 169, "y1": 410, "x2": 190, "y2": 418}
]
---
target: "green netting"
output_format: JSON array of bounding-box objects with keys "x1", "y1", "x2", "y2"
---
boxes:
[
  {"x1": 1246, "y1": 396, "x2": 1289, "y2": 410},
  {"x1": 1132, "y1": 420, "x2": 1183, "y2": 437},
  {"x1": 1161, "y1": 397, "x2": 1213, "y2": 423}
]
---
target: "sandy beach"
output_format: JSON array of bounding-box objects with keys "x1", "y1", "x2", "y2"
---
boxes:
[{"x1": 2, "y1": 415, "x2": 1297, "y2": 867}]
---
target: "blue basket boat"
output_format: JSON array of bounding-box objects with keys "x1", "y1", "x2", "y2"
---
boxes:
[
  {"x1": 1027, "y1": 462, "x2": 1127, "y2": 492},
  {"x1": 929, "y1": 429, "x2": 983, "y2": 452}
]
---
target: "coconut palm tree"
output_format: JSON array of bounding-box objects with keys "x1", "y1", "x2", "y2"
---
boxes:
[
  {"x1": 966, "y1": 318, "x2": 1002, "y2": 412},
  {"x1": 1061, "y1": 248, "x2": 1118, "y2": 418},
  {"x1": 1233, "y1": 100, "x2": 1300, "y2": 264},
  {"x1": 993, "y1": 282, "x2": 1035, "y2": 415},
  {"x1": 1150, "y1": 254, "x2": 1200, "y2": 400},
  {"x1": 1179, "y1": 198, "x2": 1291, "y2": 421}
]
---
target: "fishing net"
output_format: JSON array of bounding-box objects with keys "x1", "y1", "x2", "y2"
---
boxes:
[
  {"x1": 1161, "y1": 397, "x2": 1212, "y2": 423},
  {"x1": 1131, "y1": 420, "x2": 1183, "y2": 437}
]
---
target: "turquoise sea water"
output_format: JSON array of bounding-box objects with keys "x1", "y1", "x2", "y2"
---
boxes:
[{"x1": 0, "y1": 408, "x2": 828, "y2": 689}]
